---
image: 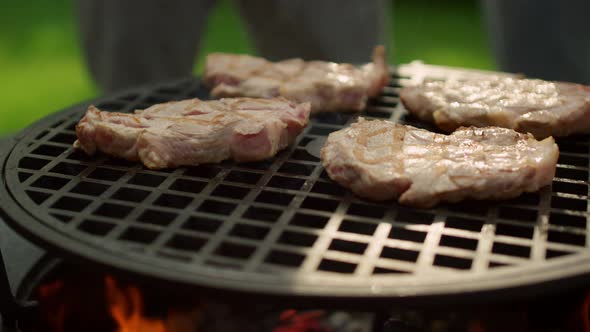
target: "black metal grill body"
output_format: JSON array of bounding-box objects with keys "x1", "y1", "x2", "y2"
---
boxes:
[{"x1": 1, "y1": 64, "x2": 590, "y2": 307}]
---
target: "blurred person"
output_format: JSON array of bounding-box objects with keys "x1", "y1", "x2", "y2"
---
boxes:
[
  {"x1": 76, "y1": 0, "x2": 390, "y2": 92},
  {"x1": 482, "y1": 0, "x2": 590, "y2": 84}
]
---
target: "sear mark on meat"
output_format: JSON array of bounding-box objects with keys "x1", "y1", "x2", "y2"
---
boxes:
[
  {"x1": 400, "y1": 76, "x2": 590, "y2": 139},
  {"x1": 320, "y1": 118, "x2": 559, "y2": 208},
  {"x1": 203, "y1": 46, "x2": 390, "y2": 113},
  {"x1": 74, "y1": 98, "x2": 310, "y2": 170}
]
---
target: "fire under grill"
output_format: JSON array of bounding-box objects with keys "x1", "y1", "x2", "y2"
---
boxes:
[{"x1": 1, "y1": 63, "x2": 590, "y2": 306}]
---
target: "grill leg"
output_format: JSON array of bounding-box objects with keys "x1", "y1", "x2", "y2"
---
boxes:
[{"x1": 0, "y1": 247, "x2": 37, "y2": 329}]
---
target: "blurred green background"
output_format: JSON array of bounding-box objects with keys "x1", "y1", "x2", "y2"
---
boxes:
[{"x1": 0, "y1": 0, "x2": 494, "y2": 136}]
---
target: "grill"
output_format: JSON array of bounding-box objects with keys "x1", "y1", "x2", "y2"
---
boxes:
[{"x1": 1, "y1": 62, "x2": 590, "y2": 307}]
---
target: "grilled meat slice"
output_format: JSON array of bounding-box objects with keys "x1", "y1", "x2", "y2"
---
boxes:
[
  {"x1": 321, "y1": 118, "x2": 558, "y2": 208},
  {"x1": 400, "y1": 77, "x2": 590, "y2": 139},
  {"x1": 74, "y1": 98, "x2": 310, "y2": 169},
  {"x1": 204, "y1": 46, "x2": 389, "y2": 113}
]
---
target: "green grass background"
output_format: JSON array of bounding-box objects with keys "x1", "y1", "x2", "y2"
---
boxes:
[{"x1": 0, "y1": 0, "x2": 494, "y2": 136}]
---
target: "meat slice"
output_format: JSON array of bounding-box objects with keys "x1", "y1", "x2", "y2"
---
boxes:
[
  {"x1": 400, "y1": 77, "x2": 590, "y2": 139},
  {"x1": 204, "y1": 46, "x2": 390, "y2": 113},
  {"x1": 321, "y1": 118, "x2": 558, "y2": 208},
  {"x1": 74, "y1": 98, "x2": 310, "y2": 169}
]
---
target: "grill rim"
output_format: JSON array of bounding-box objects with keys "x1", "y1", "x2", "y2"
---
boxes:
[{"x1": 1, "y1": 76, "x2": 590, "y2": 306}]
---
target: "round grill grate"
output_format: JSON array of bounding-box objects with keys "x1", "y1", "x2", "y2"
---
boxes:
[{"x1": 1, "y1": 70, "x2": 590, "y2": 305}]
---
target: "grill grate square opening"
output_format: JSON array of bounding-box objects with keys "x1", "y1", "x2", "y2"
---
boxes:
[
  {"x1": 182, "y1": 216, "x2": 222, "y2": 233},
  {"x1": 278, "y1": 162, "x2": 314, "y2": 176},
  {"x1": 488, "y1": 261, "x2": 510, "y2": 268},
  {"x1": 26, "y1": 190, "x2": 50, "y2": 204},
  {"x1": 313, "y1": 112, "x2": 351, "y2": 125},
  {"x1": 102, "y1": 158, "x2": 137, "y2": 168},
  {"x1": 169, "y1": 178, "x2": 206, "y2": 194},
  {"x1": 311, "y1": 181, "x2": 347, "y2": 196},
  {"x1": 555, "y1": 168, "x2": 587, "y2": 181},
  {"x1": 301, "y1": 197, "x2": 339, "y2": 212},
  {"x1": 389, "y1": 227, "x2": 427, "y2": 243},
  {"x1": 278, "y1": 231, "x2": 317, "y2": 247},
  {"x1": 339, "y1": 220, "x2": 377, "y2": 236},
  {"x1": 492, "y1": 242, "x2": 531, "y2": 258},
  {"x1": 445, "y1": 216, "x2": 483, "y2": 232},
  {"x1": 71, "y1": 181, "x2": 109, "y2": 196},
  {"x1": 120, "y1": 227, "x2": 159, "y2": 244},
  {"x1": 318, "y1": 259, "x2": 357, "y2": 274},
  {"x1": 433, "y1": 254, "x2": 472, "y2": 270},
  {"x1": 198, "y1": 200, "x2": 236, "y2": 215},
  {"x1": 215, "y1": 242, "x2": 256, "y2": 260},
  {"x1": 67, "y1": 150, "x2": 95, "y2": 162},
  {"x1": 549, "y1": 212, "x2": 586, "y2": 229},
  {"x1": 290, "y1": 213, "x2": 329, "y2": 229},
  {"x1": 184, "y1": 166, "x2": 220, "y2": 179},
  {"x1": 93, "y1": 203, "x2": 133, "y2": 219},
  {"x1": 309, "y1": 126, "x2": 338, "y2": 136},
  {"x1": 495, "y1": 223, "x2": 534, "y2": 239},
  {"x1": 552, "y1": 181, "x2": 588, "y2": 196},
  {"x1": 18, "y1": 157, "x2": 50, "y2": 170},
  {"x1": 547, "y1": 230, "x2": 586, "y2": 247},
  {"x1": 78, "y1": 220, "x2": 115, "y2": 236},
  {"x1": 88, "y1": 168, "x2": 126, "y2": 182},
  {"x1": 111, "y1": 187, "x2": 150, "y2": 202},
  {"x1": 49, "y1": 133, "x2": 77, "y2": 144},
  {"x1": 239, "y1": 160, "x2": 274, "y2": 171},
  {"x1": 381, "y1": 246, "x2": 419, "y2": 262},
  {"x1": 557, "y1": 142, "x2": 587, "y2": 154},
  {"x1": 137, "y1": 209, "x2": 177, "y2": 226},
  {"x1": 154, "y1": 193, "x2": 193, "y2": 209},
  {"x1": 51, "y1": 196, "x2": 91, "y2": 212},
  {"x1": 211, "y1": 184, "x2": 250, "y2": 199},
  {"x1": 328, "y1": 239, "x2": 367, "y2": 255},
  {"x1": 265, "y1": 250, "x2": 305, "y2": 267},
  {"x1": 32, "y1": 145, "x2": 67, "y2": 157},
  {"x1": 558, "y1": 154, "x2": 588, "y2": 167},
  {"x1": 18, "y1": 172, "x2": 32, "y2": 182},
  {"x1": 128, "y1": 173, "x2": 166, "y2": 187},
  {"x1": 51, "y1": 213, "x2": 73, "y2": 223},
  {"x1": 50, "y1": 162, "x2": 87, "y2": 176},
  {"x1": 255, "y1": 191, "x2": 294, "y2": 206},
  {"x1": 165, "y1": 235, "x2": 206, "y2": 253},
  {"x1": 298, "y1": 137, "x2": 313, "y2": 147},
  {"x1": 230, "y1": 224, "x2": 269, "y2": 240},
  {"x1": 35, "y1": 130, "x2": 49, "y2": 140},
  {"x1": 243, "y1": 206, "x2": 282, "y2": 223},
  {"x1": 503, "y1": 192, "x2": 541, "y2": 206},
  {"x1": 289, "y1": 149, "x2": 319, "y2": 162},
  {"x1": 364, "y1": 110, "x2": 392, "y2": 119},
  {"x1": 373, "y1": 267, "x2": 408, "y2": 274},
  {"x1": 546, "y1": 249, "x2": 572, "y2": 259},
  {"x1": 347, "y1": 203, "x2": 387, "y2": 219},
  {"x1": 396, "y1": 208, "x2": 434, "y2": 225},
  {"x1": 31, "y1": 176, "x2": 69, "y2": 190},
  {"x1": 439, "y1": 235, "x2": 478, "y2": 251},
  {"x1": 267, "y1": 176, "x2": 305, "y2": 190},
  {"x1": 447, "y1": 201, "x2": 488, "y2": 215},
  {"x1": 96, "y1": 101, "x2": 126, "y2": 111},
  {"x1": 551, "y1": 196, "x2": 588, "y2": 212},
  {"x1": 498, "y1": 207, "x2": 537, "y2": 222},
  {"x1": 224, "y1": 171, "x2": 261, "y2": 184}
]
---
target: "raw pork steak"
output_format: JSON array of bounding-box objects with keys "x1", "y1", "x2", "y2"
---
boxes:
[
  {"x1": 204, "y1": 46, "x2": 389, "y2": 113},
  {"x1": 321, "y1": 118, "x2": 558, "y2": 208},
  {"x1": 75, "y1": 98, "x2": 310, "y2": 169},
  {"x1": 400, "y1": 77, "x2": 590, "y2": 139}
]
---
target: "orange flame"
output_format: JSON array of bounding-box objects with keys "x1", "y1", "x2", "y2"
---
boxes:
[
  {"x1": 105, "y1": 276, "x2": 166, "y2": 332},
  {"x1": 105, "y1": 276, "x2": 203, "y2": 332},
  {"x1": 38, "y1": 280, "x2": 66, "y2": 332}
]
